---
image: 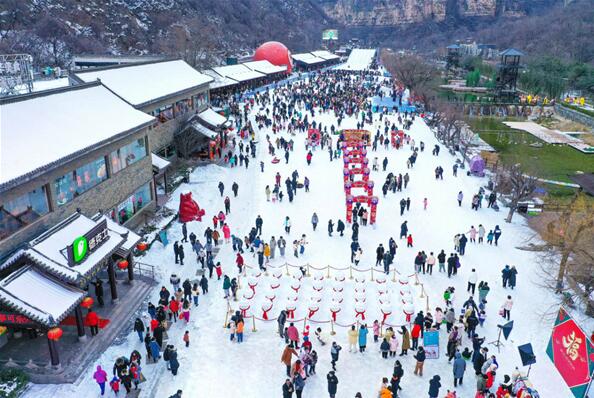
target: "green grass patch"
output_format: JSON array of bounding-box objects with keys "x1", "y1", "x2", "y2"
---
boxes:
[
  {"x1": 559, "y1": 102, "x2": 594, "y2": 118},
  {"x1": 467, "y1": 117, "x2": 594, "y2": 183},
  {"x1": 0, "y1": 369, "x2": 28, "y2": 398}
]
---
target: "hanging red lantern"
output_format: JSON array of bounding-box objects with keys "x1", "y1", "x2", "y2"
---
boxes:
[
  {"x1": 117, "y1": 260, "x2": 129, "y2": 270},
  {"x1": 47, "y1": 327, "x2": 63, "y2": 341},
  {"x1": 81, "y1": 297, "x2": 94, "y2": 309},
  {"x1": 136, "y1": 242, "x2": 148, "y2": 251}
]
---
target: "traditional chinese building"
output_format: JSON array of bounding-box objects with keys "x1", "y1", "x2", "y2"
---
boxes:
[
  {"x1": 0, "y1": 83, "x2": 157, "y2": 381},
  {"x1": 70, "y1": 59, "x2": 213, "y2": 162}
]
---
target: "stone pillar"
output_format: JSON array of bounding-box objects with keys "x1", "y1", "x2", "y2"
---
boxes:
[
  {"x1": 108, "y1": 262, "x2": 118, "y2": 302},
  {"x1": 47, "y1": 336, "x2": 60, "y2": 366},
  {"x1": 74, "y1": 307, "x2": 86, "y2": 341}
]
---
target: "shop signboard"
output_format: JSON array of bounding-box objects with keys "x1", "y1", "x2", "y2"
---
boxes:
[
  {"x1": 66, "y1": 219, "x2": 109, "y2": 266},
  {"x1": 546, "y1": 307, "x2": 594, "y2": 398},
  {"x1": 0, "y1": 312, "x2": 37, "y2": 327}
]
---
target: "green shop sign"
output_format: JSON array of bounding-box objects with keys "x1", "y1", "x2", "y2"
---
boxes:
[
  {"x1": 72, "y1": 236, "x2": 88, "y2": 263},
  {"x1": 66, "y1": 219, "x2": 109, "y2": 266}
]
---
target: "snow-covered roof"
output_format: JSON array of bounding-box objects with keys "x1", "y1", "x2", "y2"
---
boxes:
[
  {"x1": 202, "y1": 70, "x2": 238, "y2": 90},
  {"x1": 310, "y1": 50, "x2": 340, "y2": 61},
  {"x1": 292, "y1": 53, "x2": 326, "y2": 65},
  {"x1": 0, "y1": 266, "x2": 85, "y2": 327},
  {"x1": 0, "y1": 84, "x2": 154, "y2": 187},
  {"x1": 73, "y1": 60, "x2": 213, "y2": 107},
  {"x1": 99, "y1": 215, "x2": 141, "y2": 253},
  {"x1": 1, "y1": 213, "x2": 127, "y2": 284},
  {"x1": 32, "y1": 78, "x2": 70, "y2": 92},
  {"x1": 336, "y1": 49, "x2": 376, "y2": 71},
  {"x1": 191, "y1": 122, "x2": 219, "y2": 139},
  {"x1": 198, "y1": 108, "x2": 228, "y2": 128},
  {"x1": 212, "y1": 64, "x2": 265, "y2": 83},
  {"x1": 151, "y1": 153, "x2": 171, "y2": 172},
  {"x1": 243, "y1": 60, "x2": 287, "y2": 75}
]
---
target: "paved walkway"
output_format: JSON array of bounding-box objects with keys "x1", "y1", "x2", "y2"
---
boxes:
[{"x1": 503, "y1": 121, "x2": 581, "y2": 144}]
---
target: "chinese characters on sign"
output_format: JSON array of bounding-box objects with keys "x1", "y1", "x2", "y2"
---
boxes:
[
  {"x1": 66, "y1": 219, "x2": 110, "y2": 266},
  {"x1": 0, "y1": 312, "x2": 36, "y2": 327},
  {"x1": 562, "y1": 331, "x2": 582, "y2": 361}
]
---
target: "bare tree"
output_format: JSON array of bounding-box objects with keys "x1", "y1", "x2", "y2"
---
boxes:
[
  {"x1": 495, "y1": 164, "x2": 538, "y2": 223},
  {"x1": 537, "y1": 192, "x2": 594, "y2": 315},
  {"x1": 381, "y1": 50, "x2": 440, "y2": 99}
]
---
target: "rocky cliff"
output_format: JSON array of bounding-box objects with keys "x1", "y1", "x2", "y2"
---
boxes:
[{"x1": 318, "y1": 0, "x2": 553, "y2": 26}]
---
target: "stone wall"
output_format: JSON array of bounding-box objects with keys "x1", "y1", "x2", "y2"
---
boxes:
[{"x1": 555, "y1": 105, "x2": 594, "y2": 129}]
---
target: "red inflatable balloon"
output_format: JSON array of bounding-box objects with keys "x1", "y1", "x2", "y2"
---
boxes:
[
  {"x1": 179, "y1": 192, "x2": 205, "y2": 223},
  {"x1": 254, "y1": 41, "x2": 292, "y2": 74}
]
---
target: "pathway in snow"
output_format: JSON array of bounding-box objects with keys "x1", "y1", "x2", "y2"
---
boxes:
[{"x1": 25, "y1": 77, "x2": 575, "y2": 398}]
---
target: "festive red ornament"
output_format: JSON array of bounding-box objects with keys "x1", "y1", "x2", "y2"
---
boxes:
[
  {"x1": 136, "y1": 243, "x2": 148, "y2": 251},
  {"x1": 117, "y1": 260, "x2": 129, "y2": 270},
  {"x1": 47, "y1": 327, "x2": 63, "y2": 341},
  {"x1": 81, "y1": 297, "x2": 94, "y2": 309}
]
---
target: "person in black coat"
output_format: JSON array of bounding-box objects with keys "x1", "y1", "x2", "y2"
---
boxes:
[
  {"x1": 181, "y1": 223, "x2": 188, "y2": 243},
  {"x1": 182, "y1": 279, "x2": 192, "y2": 301},
  {"x1": 178, "y1": 245, "x2": 185, "y2": 265},
  {"x1": 159, "y1": 286, "x2": 170, "y2": 303},
  {"x1": 328, "y1": 220, "x2": 334, "y2": 236},
  {"x1": 391, "y1": 360, "x2": 404, "y2": 394},
  {"x1": 199, "y1": 275, "x2": 208, "y2": 294},
  {"x1": 336, "y1": 220, "x2": 345, "y2": 236},
  {"x1": 93, "y1": 279, "x2": 104, "y2": 306},
  {"x1": 351, "y1": 221, "x2": 359, "y2": 241},
  {"x1": 400, "y1": 221, "x2": 408, "y2": 239},
  {"x1": 113, "y1": 356, "x2": 129, "y2": 377},
  {"x1": 169, "y1": 347, "x2": 180, "y2": 375},
  {"x1": 327, "y1": 371, "x2": 338, "y2": 398},
  {"x1": 428, "y1": 375, "x2": 441, "y2": 398},
  {"x1": 473, "y1": 348, "x2": 488, "y2": 375},
  {"x1": 133, "y1": 318, "x2": 145, "y2": 342},
  {"x1": 154, "y1": 325, "x2": 164, "y2": 348},
  {"x1": 282, "y1": 379, "x2": 294, "y2": 398},
  {"x1": 173, "y1": 241, "x2": 180, "y2": 264},
  {"x1": 278, "y1": 310, "x2": 287, "y2": 339},
  {"x1": 144, "y1": 333, "x2": 152, "y2": 361}
]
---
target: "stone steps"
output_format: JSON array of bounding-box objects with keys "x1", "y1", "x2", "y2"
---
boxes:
[{"x1": 67, "y1": 279, "x2": 154, "y2": 384}]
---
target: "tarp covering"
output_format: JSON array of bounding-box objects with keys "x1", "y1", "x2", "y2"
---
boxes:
[{"x1": 469, "y1": 155, "x2": 486, "y2": 175}]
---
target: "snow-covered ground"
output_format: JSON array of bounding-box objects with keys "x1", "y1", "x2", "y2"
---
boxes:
[
  {"x1": 336, "y1": 49, "x2": 377, "y2": 71},
  {"x1": 24, "y1": 75, "x2": 579, "y2": 398}
]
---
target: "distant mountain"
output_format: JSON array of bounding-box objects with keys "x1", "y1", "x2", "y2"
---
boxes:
[{"x1": 0, "y1": 0, "x2": 590, "y2": 68}]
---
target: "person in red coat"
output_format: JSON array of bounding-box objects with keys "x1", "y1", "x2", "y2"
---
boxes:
[
  {"x1": 86, "y1": 310, "x2": 99, "y2": 336},
  {"x1": 485, "y1": 370, "x2": 495, "y2": 390},
  {"x1": 236, "y1": 253, "x2": 244, "y2": 274},
  {"x1": 169, "y1": 297, "x2": 179, "y2": 323},
  {"x1": 411, "y1": 323, "x2": 421, "y2": 350}
]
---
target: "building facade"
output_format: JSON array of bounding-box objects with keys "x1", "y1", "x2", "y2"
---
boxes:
[
  {"x1": 70, "y1": 59, "x2": 213, "y2": 161},
  {"x1": 0, "y1": 82, "x2": 155, "y2": 257}
]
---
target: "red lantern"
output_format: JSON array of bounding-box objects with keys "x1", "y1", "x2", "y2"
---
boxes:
[
  {"x1": 117, "y1": 260, "x2": 129, "y2": 270},
  {"x1": 136, "y1": 242, "x2": 147, "y2": 251},
  {"x1": 81, "y1": 297, "x2": 94, "y2": 309},
  {"x1": 47, "y1": 327, "x2": 63, "y2": 341}
]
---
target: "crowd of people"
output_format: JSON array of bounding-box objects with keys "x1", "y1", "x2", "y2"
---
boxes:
[{"x1": 88, "y1": 62, "x2": 543, "y2": 398}]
